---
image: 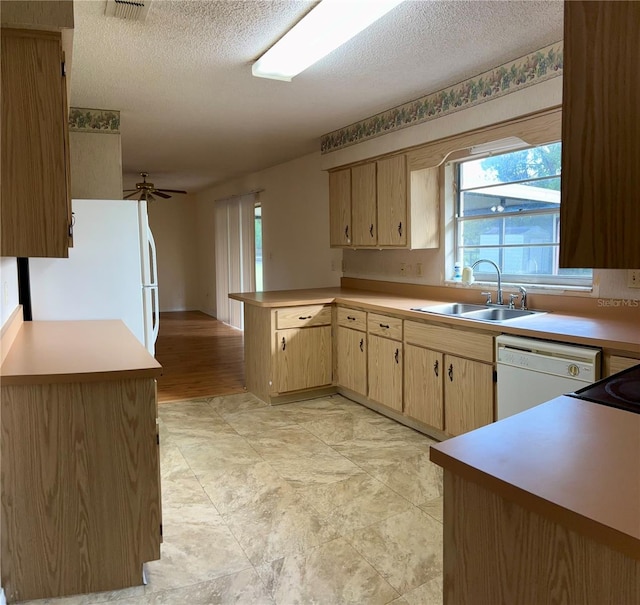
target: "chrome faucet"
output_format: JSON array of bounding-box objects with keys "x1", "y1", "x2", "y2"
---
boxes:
[
  {"x1": 518, "y1": 286, "x2": 527, "y2": 310},
  {"x1": 471, "y1": 259, "x2": 503, "y2": 305}
]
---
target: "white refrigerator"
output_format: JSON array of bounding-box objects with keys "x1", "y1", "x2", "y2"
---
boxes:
[{"x1": 30, "y1": 199, "x2": 160, "y2": 355}]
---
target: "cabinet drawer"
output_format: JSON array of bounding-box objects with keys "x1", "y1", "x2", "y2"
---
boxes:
[
  {"x1": 405, "y1": 321, "x2": 493, "y2": 363},
  {"x1": 276, "y1": 305, "x2": 332, "y2": 329},
  {"x1": 368, "y1": 312, "x2": 403, "y2": 340},
  {"x1": 337, "y1": 307, "x2": 367, "y2": 331}
]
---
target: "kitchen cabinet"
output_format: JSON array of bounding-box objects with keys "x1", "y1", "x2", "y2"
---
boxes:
[
  {"x1": 560, "y1": 1, "x2": 640, "y2": 269},
  {"x1": 367, "y1": 312, "x2": 403, "y2": 412},
  {"x1": 335, "y1": 307, "x2": 367, "y2": 396},
  {"x1": 0, "y1": 320, "x2": 162, "y2": 602},
  {"x1": 328, "y1": 155, "x2": 439, "y2": 250},
  {"x1": 604, "y1": 354, "x2": 640, "y2": 378},
  {"x1": 244, "y1": 303, "x2": 333, "y2": 404},
  {"x1": 404, "y1": 321, "x2": 494, "y2": 436},
  {"x1": 1, "y1": 28, "x2": 72, "y2": 257},
  {"x1": 329, "y1": 168, "x2": 351, "y2": 246}
]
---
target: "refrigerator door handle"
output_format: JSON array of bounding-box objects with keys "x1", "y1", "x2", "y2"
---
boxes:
[
  {"x1": 147, "y1": 225, "x2": 159, "y2": 287},
  {"x1": 151, "y1": 285, "x2": 160, "y2": 345}
]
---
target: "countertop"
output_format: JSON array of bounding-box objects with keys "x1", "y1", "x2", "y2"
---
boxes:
[
  {"x1": 429, "y1": 395, "x2": 640, "y2": 560},
  {"x1": 1, "y1": 320, "x2": 162, "y2": 386},
  {"x1": 230, "y1": 287, "x2": 640, "y2": 354}
]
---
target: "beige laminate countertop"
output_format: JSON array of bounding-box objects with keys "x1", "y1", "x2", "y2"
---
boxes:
[
  {"x1": 230, "y1": 288, "x2": 640, "y2": 354},
  {"x1": 430, "y1": 396, "x2": 640, "y2": 560},
  {"x1": 1, "y1": 320, "x2": 162, "y2": 386}
]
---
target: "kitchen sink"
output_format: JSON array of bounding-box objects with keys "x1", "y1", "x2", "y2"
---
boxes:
[
  {"x1": 412, "y1": 303, "x2": 545, "y2": 323},
  {"x1": 411, "y1": 303, "x2": 487, "y2": 315}
]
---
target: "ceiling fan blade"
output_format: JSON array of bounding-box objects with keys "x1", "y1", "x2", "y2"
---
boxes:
[
  {"x1": 153, "y1": 190, "x2": 171, "y2": 199},
  {"x1": 123, "y1": 189, "x2": 137, "y2": 193},
  {"x1": 123, "y1": 191, "x2": 140, "y2": 199},
  {"x1": 146, "y1": 193, "x2": 156, "y2": 202},
  {"x1": 157, "y1": 188, "x2": 187, "y2": 194}
]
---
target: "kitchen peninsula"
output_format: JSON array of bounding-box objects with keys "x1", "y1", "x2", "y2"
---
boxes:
[{"x1": 0, "y1": 313, "x2": 163, "y2": 603}]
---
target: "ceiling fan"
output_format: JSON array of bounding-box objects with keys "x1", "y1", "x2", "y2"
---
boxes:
[{"x1": 123, "y1": 172, "x2": 187, "y2": 202}]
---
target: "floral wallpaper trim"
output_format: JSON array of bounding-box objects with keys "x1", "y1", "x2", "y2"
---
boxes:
[
  {"x1": 321, "y1": 41, "x2": 563, "y2": 154},
  {"x1": 69, "y1": 108, "x2": 121, "y2": 133}
]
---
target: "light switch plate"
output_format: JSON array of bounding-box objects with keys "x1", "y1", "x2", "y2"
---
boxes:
[{"x1": 628, "y1": 270, "x2": 640, "y2": 288}]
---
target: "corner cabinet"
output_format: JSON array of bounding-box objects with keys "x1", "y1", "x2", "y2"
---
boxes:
[
  {"x1": 560, "y1": 1, "x2": 640, "y2": 268},
  {"x1": 1, "y1": 28, "x2": 72, "y2": 258},
  {"x1": 244, "y1": 303, "x2": 333, "y2": 404},
  {"x1": 328, "y1": 154, "x2": 439, "y2": 250}
]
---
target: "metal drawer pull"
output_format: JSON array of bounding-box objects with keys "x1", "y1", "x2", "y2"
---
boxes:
[
  {"x1": 347, "y1": 315, "x2": 356, "y2": 321},
  {"x1": 299, "y1": 315, "x2": 312, "y2": 320},
  {"x1": 345, "y1": 225, "x2": 349, "y2": 239},
  {"x1": 379, "y1": 323, "x2": 390, "y2": 329},
  {"x1": 369, "y1": 224, "x2": 374, "y2": 237},
  {"x1": 433, "y1": 360, "x2": 439, "y2": 377},
  {"x1": 359, "y1": 338, "x2": 364, "y2": 352},
  {"x1": 395, "y1": 348, "x2": 400, "y2": 364},
  {"x1": 448, "y1": 363, "x2": 454, "y2": 381},
  {"x1": 398, "y1": 222, "x2": 402, "y2": 237},
  {"x1": 281, "y1": 337, "x2": 286, "y2": 351}
]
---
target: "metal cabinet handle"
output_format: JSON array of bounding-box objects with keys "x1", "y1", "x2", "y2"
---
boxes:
[
  {"x1": 433, "y1": 360, "x2": 439, "y2": 377},
  {"x1": 379, "y1": 323, "x2": 390, "y2": 329},
  {"x1": 369, "y1": 224, "x2": 374, "y2": 237},
  {"x1": 281, "y1": 337, "x2": 286, "y2": 351},
  {"x1": 347, "y1": 315, "x2": 356, "y2": 321},
  {"x1": 395, "y1": 348, "x2": 399, "y2": 364},
  {"x1": 448, "y1": 363, "x2": 454, "y2": 382},
  {"x1": 359, "y1": 338, "x2": 364, "y2": 352},
  {"x1": 345, "y1": 225, "x2": 349, "y2": 239},
  {"x1": 299, "y1": 315, "x2": 312, "y2": 320},
  {"x1": 398, "y1": 222, "x2": 403, "y2": 237}
]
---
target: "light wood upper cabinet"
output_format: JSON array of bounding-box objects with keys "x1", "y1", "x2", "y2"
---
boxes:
[
  {"x1": 560, "y1": 1, "x2": 640, "y2": 268},
  {"x1": 1, "y1": 28, "x2": 72, "y2": 258},
  {"x1": 329, "y1": 168, "x2": 351, "y2": 246},
  {"x1": 351, "y1": 162, "x2": 377, "y2": 246},
  {"x1": 377, "y1": 155, "x2": 407, "y2": 247}
]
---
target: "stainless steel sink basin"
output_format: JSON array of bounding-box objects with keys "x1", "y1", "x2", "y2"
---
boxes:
[
  {"x1": 411, "y1": 303, "x2": 487, "y2": 316},
  {"x1": 412, "y1": 303, "x2": 545, "y2": 323},
  {"x1": 461, "y1": 307, "x2": 539, "y2": 322}
]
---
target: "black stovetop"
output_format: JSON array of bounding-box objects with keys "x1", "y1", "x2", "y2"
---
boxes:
[{"x1": 569, "y1": 363, "x2": 640, "y2": 414}]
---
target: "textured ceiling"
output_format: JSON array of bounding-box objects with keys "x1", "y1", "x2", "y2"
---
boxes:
[{"x1": 71, "y1": 0, "x2": 564, "y2": 194}]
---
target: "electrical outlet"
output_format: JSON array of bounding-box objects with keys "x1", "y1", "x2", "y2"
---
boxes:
[
  {"x1": 628, "y1": 270, "x2": 640, "y2": 289},
  {"x1": 416, "y1": 263, "x2": 423, "y2": 277}
]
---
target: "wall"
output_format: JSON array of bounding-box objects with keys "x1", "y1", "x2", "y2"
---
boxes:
[
  {"x1": 148, "y1": 194, "x2": 200, "y2": 312},
  {"x1": 0, "y1": 258, "x2": 19, "y2": 328},
  {"x1": 196, "y1": 152, "x2": 342, "y2": 318},
  {"x1": 69, "y1": 131, "x2": 123, "y2": 199}
]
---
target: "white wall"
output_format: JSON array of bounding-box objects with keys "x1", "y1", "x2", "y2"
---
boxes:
[
  {"x1": 148, "y1": 194, "x2": 200, "y2": 312},
  {"x1": 70, "y1": 131, "x2": 123, "y2": 199},
  {"x1": 0, "y1": 258, "x2": 19, "y2": 328},
  {"x1": 196, "y1": 152, "x2": 342, "y2": 317}
]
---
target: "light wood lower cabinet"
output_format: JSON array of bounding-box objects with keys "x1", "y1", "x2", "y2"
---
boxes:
[
  {"x1": 368, "y1": 333, "x2": 403, "y2": 412},
  {"x1": 443, "y1": 355, "x2": 494, "y2": 436},
  {"x1": 336, "y1": 326, "x2": 367, "y2": 396},
  {"x1": 1, "y1": 377, "x2": 161, "y2": 602},
  {"x1": 404, "y1": 344, "x2": 444, "y2": 430},
  {"x1": 275, "y1": 326, "x2": 332, "y2": 393}
]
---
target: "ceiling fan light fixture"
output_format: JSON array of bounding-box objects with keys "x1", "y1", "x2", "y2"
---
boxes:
[{"x1": 252, "y1": 0, "x2": 406, "y2": 82}]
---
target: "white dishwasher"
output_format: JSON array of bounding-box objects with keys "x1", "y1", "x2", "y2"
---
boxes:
[{"x1": 496, "y1": 335, "x2": 601, "y2": 420}]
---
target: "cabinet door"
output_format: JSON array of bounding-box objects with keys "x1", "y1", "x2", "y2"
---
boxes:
[
  {"x1": 377, "y1": 155, "x2": 407, "y2": 247},
  {"x1": 404, "y1": 345, "x2": 444, "y2": 430},
  {"x1": 1, "y1": 29, "x2": 70, "y2": 258},
  {"x1": 351, "y1": 162, "x2": 377, "y2": 246},
  {"x1": 275, "y1": 327, "x2": 332, "y2": 393},
  {"x1": 560, "y1": 1, "x2": 640, "y2": 268},
  {"x1": 368, "y1": 334, "x2": 402, "y2": 412},
  {"x1": 444, "y1": 355, "x2": 494, "y2": 436},
  {"x1": 336, "y1": 326, "x2": 367, "y2": 396},
  {"x1": 329, "y1": 168, "x2": 351, "y2": 247}
]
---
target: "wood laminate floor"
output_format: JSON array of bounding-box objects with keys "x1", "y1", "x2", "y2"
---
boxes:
[{"x1": 155, "y1": 311, "x2": 245, "y2": 403}]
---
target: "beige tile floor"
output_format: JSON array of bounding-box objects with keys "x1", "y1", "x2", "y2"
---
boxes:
[{"x1": 19, "y1": 394, "x2": 444, "y2": 605}]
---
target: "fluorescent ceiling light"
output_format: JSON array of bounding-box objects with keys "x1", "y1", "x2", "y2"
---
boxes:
[
  {"x1": 252, "y1": 0, "x2": 406, "y2": 82},
  {"x1": 469, "y1": 137, "x2": 528, "y2": 156}
]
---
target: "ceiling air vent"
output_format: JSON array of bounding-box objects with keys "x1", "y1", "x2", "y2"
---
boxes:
[{"x1": 105, "y1": 0, "x2": 152, "y2": 22}]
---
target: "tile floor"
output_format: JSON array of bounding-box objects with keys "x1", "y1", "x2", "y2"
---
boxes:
[{"x1": 20, "y1": 394, "x2": 444, "y2": 605}]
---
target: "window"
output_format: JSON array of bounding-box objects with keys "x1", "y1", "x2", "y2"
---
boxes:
[{"x1": 454, "y1": 141, "x2": 592, "y2": 287}]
